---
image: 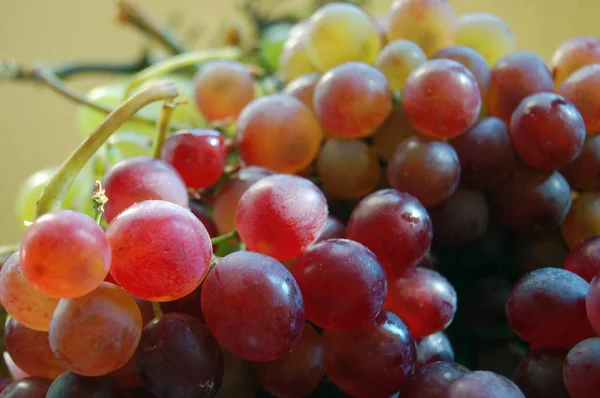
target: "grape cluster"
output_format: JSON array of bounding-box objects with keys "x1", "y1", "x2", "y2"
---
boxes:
[{"x1": 3, "y1": 0, "x2": 600, "y2": 397}]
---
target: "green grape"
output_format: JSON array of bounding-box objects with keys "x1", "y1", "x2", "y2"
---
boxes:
[
  {"x1": 260, "y1": 23, "x2": 294, "y2": 70},
  {"x1": 279, "y1": 36, "x2": 319, "y2": 83},
  {"x1": 107, "y1": 132, "x2": 153, "y2": 159},
  {"x1": 376, "y1": 40, "x2": 427, "y2": 91}
]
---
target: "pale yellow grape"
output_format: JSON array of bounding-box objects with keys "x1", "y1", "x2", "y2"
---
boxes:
[
  {"x1": 376, "y1": 40, "x2": 427, "y2": 91},
  {"x1": 279, "y1": 37, "x2": 319, "y2": 83},
  {"x1": 304, "y1": 2, "x2": 382, "y2": 71},
  {"x1": 454, "y1": 13, "x2": 516, "y2": 66},
  {"x1": 387, "y1": 0, "x2": 456, "y2": 57}
]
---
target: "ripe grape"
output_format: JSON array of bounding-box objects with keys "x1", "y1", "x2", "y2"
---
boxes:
[
  {"x1": 558, "y1": 64, "x2": 600, "y2": 134},
  {"x1": 487, "y1": 51, "x2": 554, "y2": 124},
  {"x1": 387, "y1": 136, "x2": 461, "y2": 208},
  {"x1": 561, "y1": 193, "x2": 600, "y2": 248},
  {"x1": 313, "y1": 62, "x2": 391, "y2": 139},
  {"x1": 564, "y1": 236, "x2": 600, "y2": 282},
  {"x1": 323, "y1": 310, "x2": 416, "y2": 398},
  {"x1": 137, "y1": 314, "x2": 224, "y2": 398},
  {"x1": 401, "y1": 361, "x2": 468, "y2": 398},
  {"x1": 260, "y1": 23, "x2": 293, "y2": 70},
  {"x1": 193, "y1": 60, "x2": 255, "y2": 122},
  {"x1": 279, "y1": 37, "x2": 318, "y2": 83},
  {"x1": 160, "y1": 128, "x2": 227, "y2": 189},
  {"x1": 49, "y1": 282, "x2": 142, "y2": 376},
  {"x1": 20, "y1": 210, "x2": 110, "y2": 299},
  {"x1": 293, "y1": 239, "x2": 387, "y2": 330},
  {"x1": 46, "y1": 371, "x2": 124, "y2": 398},
  {"x1": 0, "y1": 377, "x2": 53, "y2": 398},
  {"x1": 217, "y1": 348, "x2": 259, "y2": 398},
  {"x1": 403, "y1": 59, "x2": 482, "y2": 139},
  {"x1": 563, "y1": 337, "x2": 600, "y2": 398},
  {"x1": 314, "y1": 215, "x2": 345, "y2": 242},
  {"x1": 0, "y1": 253, "x2": 58, "y2": 331},
  {"x1": 372, "y1": 105, "x2": 419, "y2": 162},
  {"x1": 506, "y1": 268, "x2": 594, "y2": 349},
  {"x1": 376, "y1": 39, "x2": 427, "y2": 91},
  {"x1": 551, "y1": 36, "x2": 600, "y2": 88},
  {"x1": 317, "y1": 138, "x2": 381, "y2": 200},
  {"x1": 453, "y1": 13, "x2": 517, "y2": 66},
  {"x1": 586, "y1": 274, "x2": 600, "y2": 334},
  {"x1": 256, "y1": 324, "x2": 324, "y2": 398},
  {"x1": 202, "y1": 251, "x2": 305, "y2": 362},
  {"x1": 510, "y1": 93, "x2": 585, "y2": 170},
  {"x1": 304, "y1": 2, "x2": 381, "y2": 71},
  {"x1": 235, "y1": 174, "x2": 327, "y2": 261},
  {"x1": 562, "y1": 136, "x2": 600, "y2": 191},
  {"x1": 4, "y1": 318, "x2": 66, "y2": 379},
  {"x1": 283, "y1": 72, "x2": 320, "y2": 112},
  {"x1": 237, "y1": 95, "x2": 322, "y2": 174},
  {"x1": 347, "y1": 189, "x2": 433, "y2": 276},
  {"x1": 444, "y1": 371, "x2": 524, "y2": 398},
  {"x1": 106, "y1": 200, "x2": 213, "y2": 301},
  {"x1": 513, "y1": 349, "x2": 570, "y2": 398},
  {"x1": 433, "y1": 45, "x2": 491, "y2": 97},
  {"x1": 102, "y1": 157, "x2": 188, "y2": 223},
  {"x1": 416, "y1": 332, "x2": 454, "y2": 368},
  {"x1": 387, "y1": 0, "x2": 456, "y2": 57},
  {"x1": 159, "y1": 284, "x2": 204, "y2": 322}
]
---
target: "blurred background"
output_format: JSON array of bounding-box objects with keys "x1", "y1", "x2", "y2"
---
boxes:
[{"x1": 0, "y1": 0, "x2": 597, "y2": 244}]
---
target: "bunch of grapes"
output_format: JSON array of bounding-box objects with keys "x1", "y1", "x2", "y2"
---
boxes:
[{"x1": 3, "y1": 0, "x2": 600, "y2": 397}]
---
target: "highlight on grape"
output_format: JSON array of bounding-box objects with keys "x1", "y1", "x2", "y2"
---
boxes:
[{"x1": 0, "y1": 0, "x2": 599, "y2": 396}]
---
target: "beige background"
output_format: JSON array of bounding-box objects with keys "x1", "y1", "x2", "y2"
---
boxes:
[{"x1": 0, "y1": 0, "x2": 597, "y2": 243}]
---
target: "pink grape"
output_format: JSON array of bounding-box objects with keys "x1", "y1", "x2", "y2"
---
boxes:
[{"x1": 564, "y1": 236, "x2": 600, "y2": 282}]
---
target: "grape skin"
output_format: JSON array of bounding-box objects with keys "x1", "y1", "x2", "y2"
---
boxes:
[
  {"x1": 564, "y1": 236, "x2": 600, "y2": 282},
  {"x1": 561, "y1": 136, "x2": 600, "y2": 191},
  {"x1": 551, "y1": 36, "x2": 600, "y2": 89},
  {"x1": 283, "y1": 72, "x2": 321, "y2": 113},
  {"x1": 444, "y1": 371, "x2": 524, "y2": 398},
  {"x1": 376, "y1": 39, "x2": 427, "y2": 91},
  {"x1": 416, "y1": 332, "x2": 454, "y2": 369},
  {"x1": 513, "y1": 349, "x2": 570, "y2": 398},
  {"x1": 433, "y1": 45, "x2": 491, "y2": 98},
  {"x1": 401, "y1": 361, "x2": 468, "y2": 398},
  {"x1": 563, "y1": 337, "x2": 600, "y2": 398},
  {"x1": 46, "y1": 371, "x2": 124, "y2": 398},
  {"x1": 558, "y1": 64, "x2": 600, "y2": 134}
]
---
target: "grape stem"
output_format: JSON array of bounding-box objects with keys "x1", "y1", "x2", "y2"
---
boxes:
[
  {"x1": 210, "y1": 229, "x2": 239, "y2": 245},
  {"x1": 35, "y1": 80, "x2": 180, "y2": 218},
  {"x1": 91, "y1": 181, "x2": 108, "y2": 224},
  {"x1": 152, "y1": 99, "x2": 183, "y2": 159}
]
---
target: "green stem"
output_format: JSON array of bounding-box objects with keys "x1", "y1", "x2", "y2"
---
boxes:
[
  {"x1": 91, "y1": 181, "x2": 108, "y2": 224},
  {"x1": 35, "y1": 81, "x2": 179, "y2": 218},
  {"x1": 210, "y1": 229, "x2": 239, "y2": 245},
  {"x1": 152, "y1": 301, "x2": 163, "y2": 317},
  {"x1": 152, "y1": 100, "x2": 178, "y2": 159}
]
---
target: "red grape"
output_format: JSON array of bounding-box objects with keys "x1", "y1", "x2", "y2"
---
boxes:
[
  {"x1": 160, "y1": 284, "x2": 203, "y2": 322},
  {"x1": 372, "y1": 105, "x2": 419, "y2": 162},
  {"x1": 561, "y1": 136, "x2": 600, "y2": 191},
  {"x1": 314, "y1": 215, "x2": 345, "y2": 243},
  {"x1": 565, "y1": 236, "x2": 600, "y2": 282},
  {"x1": 284, "y1": 72, "x2": 320, "y2": 113},
  {"x1": 106, "y1": 200, "x2": 212, "y2": 301},
  {"x1": 1, "y1": 377, "x2": 53, "y2": 398},
  {"x1": 559, "y1": 64, "x2": 600, "y2": 134},
  {"x1": 432, "y1": 45, "x2": 491, "y2": 97},
  {"x1": 401, "y1": 361, "x2": 468, "y2": 398},
  {"x1": 46, "y1": 371, "x2": 124, "y2": 398},
  {"x1": 202, "y1": 251, "x2": 305, "y2": 362},
  {"x1": 586, "y1": 274, "x2": 600, "y2": 334},
  {"x1": 563, "y1": 337, "x2": 600, "y2": 398},
  {"x1": 416, "y1": 332, "x2": 454, "y2": 368},
  {"x1": 551, "y1": 36, "x2": 600, "y2": 88},
  {"x1": 189, "y1": 201, "x2": 218, "y2": 248},
  {"x1": 444, "y1": 371, "x2": 524, "y2": 398},
  {"x1": 403, "y1": 59, "x2": 481, "y2": 139},
  {"x1": 513, "y1": 349, "x2": 570, "y2": 398}
]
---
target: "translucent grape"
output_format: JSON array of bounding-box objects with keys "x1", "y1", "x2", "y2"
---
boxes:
[
  {"x1": 551, "y1": 36, "x2": 600, "y2": 88},
  {"x1": 562, "y1": 136, "x2": 600, "y2": 191},
  {"x1": 283, "y1": 72, "x2": 320, "y2": 113},
  {"x1": 20, "y1": 210, "x2": 110, "y2": 299},
  {"x1": 510, "y1": 93, "x2": 585, "y2": 170},
  {"x1": 201, "y1": 251, "x2": 305, "y2": 362},
  {"x1": 401, "y1": 361, "x2": 468, "y2": 398},
  {"x1": 0, "y1": 253, "x2": 58, "y2": 331},
  {"x1": 403, "y1": 59, "x2": 481, "y2": 139},
  {"x1": 323, "y1": 310, "x2": 416, "y2": 398},
  {"x1": 372, "y1": 105, "x2": 419, "y2": 162},
  {"x1": 237, "y1": 95, "x2": 322, "y2": 174},
  {"x1": 260, "y1": 23, "x2": 293, "y2": 70},
  {"x1": 193, "y1": 60, "x2": 255, "y2": 123},
  {"x1": 416, "y1": 332, "x2": 454, "y2": 368},
  {"x1": 445, "y1": 371, "x2": 524, "y2": 398},
  {"x1": 216, "y1": 348, "x2": 259, "y2": 398},
  {"x1": 304, "y1": 2, "x2": 381, "y2": 71},
  {"x1": 316, "y1": 138, "x2": 381, "y2": 200},
  {"x1": 506, "y1": 268, "x2": 594, "y2": 349},
  {"x1": 376, "y1": 40, "x2": 427, "y2": 91},
  {"x1": 586, "y1": 274, "x2": 600, "y2": 334},
  {"x1": 137, "y1": 314, "x2": 223, "y2": 398},
  {"x1": 561, "y1": 193, "x2": 600, "y2": 248},
  {"x1": 564, "y1": 236, "x2": 600, "y2": 282},
  {"x1": 0, "y1": 377, "x2": 52, "y2": 398},
  {"x1": 313, "y1": 62, "x2": 391, "y2": 139},
  {"x1": 105, "y1": 131, "x2": 153, "y2": 158},
  {"x1": 433, "y1": 45, "x2": 491, "y2": 97},
  {"x1": 235, "y1": 174, "x2": 327, "y2": 261},
  {"x1": 346, "y1": 189, "x2": 433, "y2": 276},
  {"x1": 256, "y1": 324, "x2": 324, "y2": 397},
  {"x1": 314, "y1": 216, "x2": 345, "y2": 243},
  {"x1": 513, "y1": 349, "x2": 570, "y2": 398},
  {"x1": 558, "y1": 64, "x2": 600, "y2": 134},
  {"x1": 46, "y1": 371, "x2": 124, "y2": 398},
  {"x1": 387, "y1": 0, "x2": 456, "y2": 57},
  {"x1": 563, "y1": 337, "x2": 600, "y2": 398},
  {"x1": 106, "y1": 200, "x2": 213, "y2": 302},
  {"x1": 279, "y1": 36, "x2": 319, "y2": 83},
  {"x1": 102, "y1": 157, "x2": 188, "y2": 223}
]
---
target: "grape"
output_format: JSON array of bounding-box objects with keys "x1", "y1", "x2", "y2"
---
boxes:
[
  {"x1": 237, "y1": 95, "x2": 322, "y2": 174},
  {"x1": 189, "y1": 201, "x2": 219, "y2": 246},
  {"x1": 444, "y1": 371, "x2": 524, "y2": 398},
  {"x1": 563, "y1": 337, "x2": 600, "y2": 398},
  {"x1": 491, "y1": 163, "x2": 572, "y2": 232},
  {"x1": 256, "y1": 323, "x2": 324, "y2": 397},
  {"x1": 551, "y1": 36, "x2": 600, "y2": 88},
  {"x1": 385, "y1": 267, "x2": 457, "y2": 338},
  {"x1": 514, "y1": 226, "x2": 569, "y2": 276},
  {"x1": 487, "y1": 51, "x2": 554, "y2": 124},
  {"x1": 49, "y1": 282, "x2": 142, "y2": 376},
  {"x1": 160, "y1": 284, "x2": 203, "y2": 322},
  {"x1": 0, "y1": 253, "x2": 58, "y2": 331},
  {"x1": 565, "y1": 236, "x2": 600, "y2": 282},
  {"x1": 0, "y1": 377, "x2": 52, "y2": 398},
  {"x1": 561, "y1": 193, "x2": 600, "y2": 248},
  {"x1": 586, "y1": 274, "x2": 600, "y2": 334},
  {"x1": 137, "y1": 314, "x2": 223, "y2": 398},
  {"x1": 316, "y1": 138, "x2": 381, "y2": 200},
  {"x1": 372, "y1": 105, "x2": 419, "y2": 162},
  {"x1": 46, "y1": 371, "x2": 124, "y2": 398},
  {"x1": 314, "y1": 216, "x2": 345, "y2": 242},
  {"x1": 235, "y1": 174, "x2": 327, "y2": 261},
  {"x1": 212, "y1": 166, "x2": 274, "y2": 234},
  {"x1": 510, "y1": 93, "x2": 585, "y2": 170},
  {"x1": 506, "y1": 268, "x2": 594, "y2": 349},
  {"x1": 279, "y1": 36, "x2": 318, "y2": 83},
  {"x1": 376, "y1": 40, "x2": 427, "y2": 91},
  {"x1": 430, "y1": 189, "x2": 488, "y2": 247},
  {"x1": 387, "y1": 0, "x2": 456, "y2": 57},
  {"x1": 4, "y1": 352, "x2": 29, "y2": 381},
  {"x1": 283, "y1": 72, "x2": 320, "y2": 113},
  {"x1": 387, "y1": 136, "x2": 461, "y2": 208},
  {"x1": 110, "y1": 353, "x2": 142, "y2": 388},
  {"x1": 450, "y1": 117, "x2": 514, "y2": 189},
  {"x1": 416, "y1": 332, "x2": 454, "y2": 368},
  {"x1": 401, "y1": 361, "x2": 468, "y2": 398},
  {"x1": 433, "y1": 45, "x2": 491, "y2": 98},
  {"x1": 4, "y1": 318, "x2": 65, "y2": 379},
  {"x1": 193, "y1": 60, "x2": 255, "y2": 123},
  {"x1": 453, "y1": 13, "x2": 516, "y2": 66},
  {"x1": 216, "y1": 348, "x2": 259, "y2": 398},
  {"x1": 562, "y1": 136, "x2": 600, "y2": 191},
  {"x1": 20, "y1": 210, "x2": 110, "y2": 299},
  {"x1": 304, "y1": 2, "x2": 381, "y2": 71},
  {"x1": 347, "y1": 189, "x2": 433, "y2": 276},
  {"x1": 313, "y1": 62, "x2": 391, "y2": 139},
  {"x1": 558, "y1": 64, "x2": 600, "y2": 134},
  {"x1": 106, "y1": 200, "x2": 212, "y2": 301},
  {"x1": 260, "y1": 23, "x2": 293, "y2": 70},
  {"x1": 403, "y1": 59, "x2": 481, "y2": 139},
  {"x1": 323, "y1": 310, "x2": 416, "y2": 398},
  {"x1": 513, "y1": 349, "x2": 570, "y2": 398},
  {"x1": 102, "y1": 157, "x2": 188, "y2": 223},
  {"x1": 293, "y1": 239, "x2": 387, "y2": 330}
]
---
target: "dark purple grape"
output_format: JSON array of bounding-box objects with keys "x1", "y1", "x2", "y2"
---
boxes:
[
  {"x1": 160, "y1": 284, "x2": 204, "y2": 322},
  {"x1": 513, "y1": 349, "x2": 569, "y2": 398},
  {"x1": 445, "y1": 371, "x2": 524, "y2": 398},
  {"x1": 416, "y1": 332, "x2": 454, "y2": 368},
  {"x1": 401, "y1": 361, "x2": 468, "y2": 398},
  {"x1": 46, "y1": 372, "x2": 123, "y2": 398},
  {"x1": 1, "y1": 377, "x2": 52, "y2": 398}
]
